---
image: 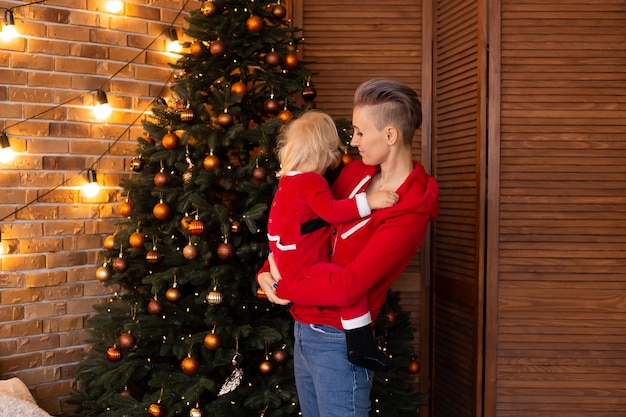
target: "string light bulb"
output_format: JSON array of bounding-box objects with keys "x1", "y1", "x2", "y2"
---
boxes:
[
  {"x1": 0, "y1": 132, "x2": 15, "y2": 164},
  {"x1": 93, "y1": 90, "x2": 112, "y2": 121},
  {"x1": 166, "y1": 27, "x2": 182, "y2": 53},
  {"x1": 83, "y1": 169, "x2": 100, "y2": 197},
  {"x1": 105, "y1": 0, "x2": 124, "y2": 14},
  {"x1": 1, "y1": 10, "x2": 17, "y2": 41}
]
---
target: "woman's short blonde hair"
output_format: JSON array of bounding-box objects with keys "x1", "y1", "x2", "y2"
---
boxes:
[{"x1": 277, "y1": 110, "x2": 342, "y2": 176}]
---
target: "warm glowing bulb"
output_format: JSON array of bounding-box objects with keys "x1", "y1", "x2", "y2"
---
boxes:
[
  {"x1": 0, "y1": 24, "x2": 17, "y2": 41},
  {"x1": 106, "y1": 0, "x2": 124, "y2": 14},
  {"x1": 83, "y1": 181, "x2": 100, "y2": 197},
  {"x1": 0, "y1": 147, "x2": 15, "y2": 164},
  {"x1": 167, "y1": 39, "x2": 182, "y2": 53},
  {"x1": 94, "y1": 102, "x2": 112, "y2": 121}
]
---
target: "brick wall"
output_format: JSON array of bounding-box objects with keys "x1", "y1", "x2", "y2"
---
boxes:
[{"x1": 0, "y1": 0, "x2": 190, "y2": 414}]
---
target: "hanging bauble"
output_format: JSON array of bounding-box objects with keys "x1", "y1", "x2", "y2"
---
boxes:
[
  {"x1": 154, "y1": 170, "x2": 171, "y2": 187},
  {"x1": 283, "y1": 53, "x2": 298, "y2": 69},
  {"x1": 278, "y1": 108, "x2": 293, "y2": 123},
  {"x1": 258, "y1": 356, "x2": 275, "y2": 375},
  {"x1": 153, "y1": 200, "x2": 171, "y2": 220},
  {"x1": 95, "y1": 263, "x2": 112, "y2": 282},
  {"x1": 148, "y1": 403, "x2": 163, "y2": 417},
  {"x1": 302, "y1": 85, "x2": 317, "y2": 101},
  {"x1": 112, "y1": 255, "x2": 128, "y2": 273},
  {"x1": 206, "y1": 287, "x2": 223, "y2": 306},
  {"x1": 129, "y1": 230, "x2": 145, "y2": 248},
  {"x1": 230, "y1": 220, "x2": 241, "y2": 233},
  {"x1": 253, "y1": 166, "x2": 267, "y2": 181},
  {"x1": 217, "y1": 111, "x2": 233, "y2": 127},
  {"x1": 103, "y1": 235, "x2": 116, "y2": 250},
  {"x1": 143, "y1": 133, "x2": 155, "y2": 144},
  {"x1": 181, "y1": 354, "x2": 199, "y2": 374},
  {"x1": 190, "y1": 407, "x2": 203, "y2": 417},
  {"x1": 162, "y1": 132, "x2": 180, "y2": 150},
  {"x1": 202, "y1": 154, "x2": 220, "y2": 170},
  {"x1": 217, "y1": 242, "x2": 234, "y2": 260},
  {"x1": 342, "y1": 152, "x2": 353, "y2": 166},
  {"x1": 106, "y1": 345, "x2": 122, "y2": 362},
  {"x1": 203, "y1": 331, "x2": 221, "y2": 350},
  {"x1": 189, "y1": 40, "x2": 204, "y2": 56},
  {"x1": 182, "y1": 168, "x2": 193, "y2": 186},
  {"x1": 118, "y1": 331, "x2": 137, "y2": 350},
  {"x1": 265, "y1": 50, "x2": 280, "y2": 67},
  {"x1": 182, "y1": 242, "x2": 198, "y2": 260},
  {"x1": 386, "y1": 310, "x2": 397, "y2": 323},
  {"x1": 264, "y1": 97, "x2": 280, "y2": 114},
  {"x1": 231, "y1": 81, "x2": 247, "y2": 96},
  {"x1": 146, "y1": 247, "x2": 163, "y2": 264},
  {"x1": 209, "y1": 39, "x2": 225, "y2": 56},
  {"x1": 120, "y1": 387, "x2": 132, "y2": 397},
  {"x1": 200, "y1": 0, "x2": 216, "y2": 16},
  {"x1": 181, "y1": 215, "x2": 194, "y2": 230},
  {"x1": 272, "y1": 345, "x2": 289, "y2": 364},
  {"x1": 246, "y1": 15, "x2": 263, "y2": 32},
  {"x1": 147, "y1": 297, "x2": 163, "y2": 315},
  {"x1": 180, "y1": 107, "x2": 194, "y2": 122},
  {"x1": 231, "y1": 352, "x2": 242, "y2": 367},
  {"x1": 408, "y1": 359, "x2": 421, "y2": 374},
  {"x1": 129, "y1": 155, "x2": 144, "y2": 172},
  {"x1": 188, "y1": 219, "x2": 205, "y2": 236},
  {"x1": 118, "y1": 199, "x2": 133, "y2": 217},
  {"x1": 165, "y1": 285, "x2": 182, "y2": 303},
  {"x1": 272, "y1": 3, "x2": 287, "y2": 19}
]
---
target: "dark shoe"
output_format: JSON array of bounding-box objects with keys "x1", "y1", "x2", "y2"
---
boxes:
[{"x1": 345, "y1": 325, "x2": 394, "y2": 371}]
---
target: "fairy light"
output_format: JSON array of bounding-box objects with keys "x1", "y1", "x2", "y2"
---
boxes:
[
  {"x1": 0, "y1": 10, "x2": 17, "y2": 41},
  {"x1": 93, "y1": 90, "x2": 112, "y2": 121},
  {"x1": 83, "y1": 169, "x2": 100, "y2": 197}
]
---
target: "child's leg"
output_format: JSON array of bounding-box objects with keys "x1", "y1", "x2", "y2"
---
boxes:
[{"x1": 341, "y1": 297, "x2": 394, "y2": 371}]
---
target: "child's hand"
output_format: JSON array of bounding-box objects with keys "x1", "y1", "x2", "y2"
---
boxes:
[{"x1": 367, "y1": 190, "x2": 399, "y2": 210}]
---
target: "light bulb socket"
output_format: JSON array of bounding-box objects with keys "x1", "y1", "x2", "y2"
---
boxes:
[
  {"x1": 0, "y1": 132, "x2": 10, "y2": 149},
  {"x1": 168, "y1": 27, "x2": 178, "y2": 41},
  {"x1": 87, "y1": 168, "x2": 97, "y2": 183},
  {"x1": 96, "y1": 90, "x2": 108, "y2": 105},
  {"x1": 5, "y1": 10, "x2": 15, "y2": 26}
]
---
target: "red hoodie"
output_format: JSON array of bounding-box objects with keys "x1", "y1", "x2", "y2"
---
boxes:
[{"x1": 274, "y1": 159, "x2": 439, "y2": 329}]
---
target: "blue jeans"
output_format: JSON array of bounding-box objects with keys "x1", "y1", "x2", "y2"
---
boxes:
[{"x1": 293, "y1": 321, "x2": 374, "y2": 417}]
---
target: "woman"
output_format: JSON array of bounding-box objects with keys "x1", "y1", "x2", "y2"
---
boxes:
[{"x1": 257, "y1": 77, "x2": 439, "y2": 417}]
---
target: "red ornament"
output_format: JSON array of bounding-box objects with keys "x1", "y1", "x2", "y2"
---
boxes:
[
  {"x1": 154, "y1": 171, "x2": 171, "y2": 187},
  {"x1": 265, "y1": 50, "x2": 280, "y2": 67},
  {"x1": 146, "y1": 248, "x2": 163, "y2": 264},
  {"x1": 147, "y1": 297, "x2": 163, "y2": 315},
  {"x1": 118, "y1": 331, "x2": 137, "y2": 350},
  {"x1": 302, "y1": 85, "x2": 317, "y2": 101},
  {"x1": 246, "y1": 15, "x2": 264, "y2": 32},
  {"x1": 106, "y1": 346, "x2": 122, "y2": 362},
  {"x1": 253, "y1": 166, "x2": 267, "y2": 181},
  {"x1": 181, "y1": 355, "x2": 199, "y2": 374},
  {"x1": 112, "y1": 256, "x2": 128, "y2": 273},
  {"x1": 272, "y1": 346, "x2": 289, "y2": 364},
  {"x1": 272, "y1": 4, "x2": 287, "y2": 19},
  {"x1": 162, "y1": 132, "x2": 180, "y2": 149},
  {"x1": 209, "y1": 39, "x2": 225, "y2": 55},
  {"x1": 264, "y1": 98, "x2": 280, "y2": 114},
  {"x1": 408, "y1": 359, "x2": 421, "y2": 374},
  {"x1": 217, "y1": 242, "x2": 234, "y2": 260}
]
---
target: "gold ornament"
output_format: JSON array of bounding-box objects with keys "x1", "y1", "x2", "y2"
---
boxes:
[
  {"x1": 190, "y1": 406, "x2": 203, "y2": 417},
  {"x1": 246, "y1": 15, "x2": 263, "y2": 32},
  {"x1": 180, "y1": 107, "x2": 194, "y2": 122},
  {"x1": 106, "y1": 345, "x2": 122, "y2": 361},
  {"x1": 200, "y1": 1, "x2": 216, "y2": 16},
  {"x1": 118, "y1": 199, "x2": 133, "y2": 217},
  {"x1": 103, "y1": 234, "x2": 116, "y2": 250},
  {"x1": 165, "y1": 285, "x2": 182, "y2": 303},
  {"x1": 162, "y1": 132, "x2": 180, "y2": 149},
  {"x1": 202, "y1": 154, "x2": 220, "y2": 170},
  {"x1": 203, "y1": 331, "x2": 221, "y2": 350},
  {"x1": 283, "y1": 53, "x2": 298, "y2": 69},
  {"x1": 206, "y1": 287, "x2": 223, "y2": 305},
  {"x1": 148, "y1": 403, "x2": 163, "y2": 417},
  {"x1": 153, "y1": 200, "x2": 171, "y2": 220},
  {"x1": 129, "y1": 230, "x2": 145, "y2": 248},
  {"x1": 183, "y1": 242, "x2": 198, "y2": 259},
  {"x1": 181, "y1": 355, "x2": 199, "y2": 374},
  {"x1": 95, "y1": 264, "x2": 112, "y2": 282},
  {"x1": 188, "y1": 219, "x2": 205, "y2": 236},
  {"x1": 231, "y1": 81, "x2": 248, "y2": 96}
]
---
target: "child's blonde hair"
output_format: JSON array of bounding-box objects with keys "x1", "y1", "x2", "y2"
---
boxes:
[{"x1": 277, "y1": 110, "x2": 342, "y2": 176}]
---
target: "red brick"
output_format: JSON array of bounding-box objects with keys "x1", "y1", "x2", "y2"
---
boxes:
[
  {"x1": 35, "y1": 379, "x2": 74, "y2": 400},
  {"x1": 0, "y1": 69, "x2": 27, "y2": 85},
  {"x1": 25, "y1": 270, "x2": 67, "y2": 287},
  {"x1": 0, "y1": 305, "x2": 24, "y2": 321},
  {"x1": 43, "y1": 315, "x2": 85, "y2": 333},
  {"x1": 27, "y1": 38, "x2": 70, "y2": 55},
  {"x1": 0, "y1": 255, "x2": 47, "y2": 272},
  {"x1": 27, "y1": 71, "x2": 71, "y2": 88},
  {"x1": 20, "y1": 237, "x2": 64, "y2": 255},
  {"x1": 10, "y1": 54, "x2": 54, "y2": 71},
  {"x1": 0, "y1": 272, "x2": 24, "y2": 288},
  {"x1": 46, "y1": 251, "x2": 89, "y2": 269},
  {"x1": 0, "y1": 353, "x2": 42, "y2": 373},
  {"x1": 11, "y1": 365, "x2": 60, "y2": 385},
  {"x1": 16, "y1": 334, "x2": 61, "y2": 353},
  {"x1": 0, "y1": 320, "x2": 42, "y2": 337},
  {"x1": 16, "y1": 205, "x2": 59, "y2": 221},
  {"x1": 24, "y1": 301, "x2": 67, "y2": 320}
]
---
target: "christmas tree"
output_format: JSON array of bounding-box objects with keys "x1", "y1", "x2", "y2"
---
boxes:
[{"x1": 71, "y1": 1, "x2": 425, "y2": 416}]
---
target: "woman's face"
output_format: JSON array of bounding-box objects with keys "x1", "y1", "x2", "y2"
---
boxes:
[{"x1": 350, "y1": 105, "x2": 389, "y2": 166}]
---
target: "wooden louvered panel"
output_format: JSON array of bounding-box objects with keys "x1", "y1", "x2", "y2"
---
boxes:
[
  {"x1": 432, "y1": 0, "x2": 483, "y2": 415},
  {"x1": 496, "y1": 1, "x2": 626, "y2": 416}
]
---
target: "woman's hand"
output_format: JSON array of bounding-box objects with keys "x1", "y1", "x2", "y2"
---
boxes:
[{"x1": 257, "y1": 253, "x2": 291, "y2": 305}]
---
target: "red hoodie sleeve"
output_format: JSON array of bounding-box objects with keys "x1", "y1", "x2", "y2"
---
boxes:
[
  {"x1": 276, "y1": 209, "x2": 432, "y2": 307},
  {"x1": 301, "y1": 173, "x2": 370, "y2": 222}
]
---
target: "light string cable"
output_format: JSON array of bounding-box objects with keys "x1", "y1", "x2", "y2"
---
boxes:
[{"x1": 0, "y1": 0, "x2": 191, "y2": 223}]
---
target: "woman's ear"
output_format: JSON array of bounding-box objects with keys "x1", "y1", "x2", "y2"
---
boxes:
[{"x1": 386, "y1": 126, "x2": 399, "y2": 145}]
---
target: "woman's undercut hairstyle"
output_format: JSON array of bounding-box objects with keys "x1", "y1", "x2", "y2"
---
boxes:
[
  {"x1": 277, "y1": 110, "x2": 342, "y2": 176},
  {"x1": 353, "y1": 77, "x2": 422, "y2": 145}
]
